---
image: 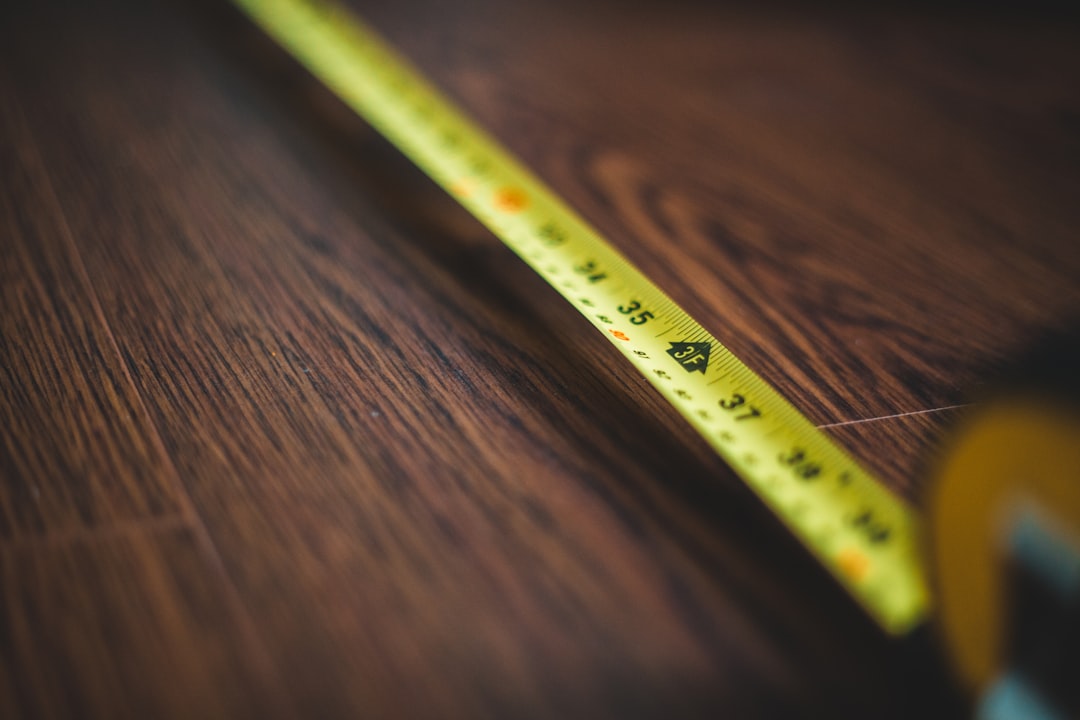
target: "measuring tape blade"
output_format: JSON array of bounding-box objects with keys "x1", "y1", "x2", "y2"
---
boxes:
[{"x1": 231, "y1": 0, "x2": 930, "y2": 634}]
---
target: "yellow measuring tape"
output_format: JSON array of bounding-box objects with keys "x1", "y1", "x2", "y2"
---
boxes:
[{"x1": 231, "y1": 0, "x2": 929, "y2": 634}]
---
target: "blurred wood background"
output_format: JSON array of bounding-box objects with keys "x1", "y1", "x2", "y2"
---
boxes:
[{"x1": 2, "y1": 0, "x2": 1078, "y2": 716}]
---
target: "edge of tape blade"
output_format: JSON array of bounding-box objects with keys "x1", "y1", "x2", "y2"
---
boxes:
[{"x1": 230, "y1": 0, "x2": 932, "y2": 634}]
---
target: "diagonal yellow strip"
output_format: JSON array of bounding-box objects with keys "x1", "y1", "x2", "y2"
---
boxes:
[{"x1": 230, "y1": 0, "x2": 931, "y2": 634}]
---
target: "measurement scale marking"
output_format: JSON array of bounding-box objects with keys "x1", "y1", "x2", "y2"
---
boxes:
[{"x1": 232, "y1": 0, "x2": 930, "y2": 634}]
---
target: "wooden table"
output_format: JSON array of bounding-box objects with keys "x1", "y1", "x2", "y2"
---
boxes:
[{"x1": 3, "y1": 0, "x2": 1078, "y2": 716}]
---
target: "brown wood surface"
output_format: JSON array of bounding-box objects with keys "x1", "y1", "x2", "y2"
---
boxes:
[{"x1": 2, "y1": 0, "x2": 1078, "y2": 717}]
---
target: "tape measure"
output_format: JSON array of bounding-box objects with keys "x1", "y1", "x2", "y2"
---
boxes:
[{"x1": 230, "y1": 0, "x2": 929, "y2": 634}]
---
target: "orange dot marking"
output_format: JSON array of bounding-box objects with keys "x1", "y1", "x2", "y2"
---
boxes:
[
  {"x1": 837, "y1": 548, "x2": 870, "y2": 582},
  {"x1": 610, "y1": 330, "x2": 630, "y2": 341},
  {"x1": 493, "y1": 187, "x2": 528, "y2": 213}
]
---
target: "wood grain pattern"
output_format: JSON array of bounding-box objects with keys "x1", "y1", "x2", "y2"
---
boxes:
[
  {"x1": 0, "y1": 528, "x2": 273, "y2": 719},
  {"x1": 2, "y1": 0, "x2": 1077, "y2": 716},
  {"x1": 360, "y1": 0, "x2": 1080, "y2": 428},
  {"x1": 0, "y1": 102, "x2": 182, "y2": 540}
]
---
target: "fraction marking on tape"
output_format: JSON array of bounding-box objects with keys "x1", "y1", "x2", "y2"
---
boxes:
[{"x1": 231, "y1": 0, "x2": 931, "y2": 634}]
